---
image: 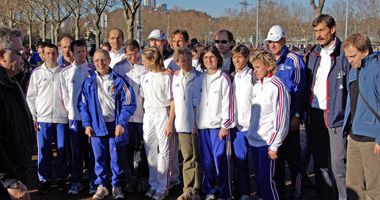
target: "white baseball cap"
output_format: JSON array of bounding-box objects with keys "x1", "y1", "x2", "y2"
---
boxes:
[
  {"x1": 148, "y1": 29, "x2": 166, "y2": 41},
  {"x1": 265, "y1": 25, "x2": 286, "y2": 42}
]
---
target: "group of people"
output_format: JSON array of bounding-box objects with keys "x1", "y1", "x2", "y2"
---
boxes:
[{"x1": 0, "y1": 13, "x2": 379, "y2": 200}]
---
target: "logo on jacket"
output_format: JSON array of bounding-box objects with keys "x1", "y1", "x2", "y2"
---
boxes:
[
  {"x1": 109, "y1": 85, "x2": 115, "y2": 95},
  {"x1": 337, "y1": 70, "x2": 346, "y2": 79}
]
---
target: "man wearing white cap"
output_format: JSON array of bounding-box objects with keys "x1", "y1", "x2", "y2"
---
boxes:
[
  {"x1": 148, "y1": 29, "x2": 172, "y2": 60},
  {"x1": 266, "y1": 25, "x2": 307, "y2": 200}
]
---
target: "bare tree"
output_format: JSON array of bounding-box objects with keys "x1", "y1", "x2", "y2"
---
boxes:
[
  {"x1": 66, "y1": 0, "x2": 86, "y2": 39},
  {"x1": 87, "y1": 0, "x2": 109, "y2": 48},
  {"x1": 31, "y1": 0, "x2": 72, "y2": 44},
  {"x1": 48, "y1": 0, "x2": 73, "y2": 44},
  {"x1": 25, "y1": 1, "x2": 36, "y2": 48},
  {"x1": 0, "y1": 0, "x2": 26, "y2": 27},
  {"x1": 30, "y1": 0, "x2": 49, "y2": 41},
  {"x1": 120, "y1": 0, "x2": 141, "y2": 39},
  {"x1": 310, "y1": 0, "x2": 325, "y2": 17}
]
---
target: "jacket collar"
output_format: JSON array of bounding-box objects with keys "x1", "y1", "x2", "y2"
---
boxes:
[
  {"x1": 41, "y1": 63, "x2": 61, "y2": 73},
  {"x1": 204, "y1": 69, "x2": 222, "y2": 83},
  {"x1": 0, "y1": 66, "x2": 16, "y2": 89},
  {"x1": 277, "y1": 46, "x2": 289, "y2": 64},
  {"x1": 235, "y1": 65, "x2": 250, "y2": 78},
  {"x1": 259, "y1": 74, "x2": 275, "y2": 84},
  {"x1": 178, "y1": 68, "x2": 197, "y2": 80},
  {"x1": 360, "y1": 53, "x2": 377, "y2": 69}
]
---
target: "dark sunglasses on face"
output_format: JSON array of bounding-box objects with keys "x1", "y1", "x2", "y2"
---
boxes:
[{"x1": 214, "y1": 40, "x2": 228, "y2": 44}]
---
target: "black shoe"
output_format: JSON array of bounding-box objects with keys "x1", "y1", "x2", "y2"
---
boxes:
[
  {"x1": 302, "y1": 176, "x2": 314, "y2": 188},
  {"x1": 38, "y1": 181, "x2": 50, "y2": 194},
  {"x1": 57, "y1": 179, "x2": 66, "y2": 191},
  {"x1": 125, "y1": 176, "x2": 137, "y2": 193}
]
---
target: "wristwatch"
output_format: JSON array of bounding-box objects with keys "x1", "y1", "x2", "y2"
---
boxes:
[
  {"x1": 295, "y1": 113, "x2": 300, "y2": 118},
  {"x1": 8, "y1": 181, "x2": 19, "y2": 189}
]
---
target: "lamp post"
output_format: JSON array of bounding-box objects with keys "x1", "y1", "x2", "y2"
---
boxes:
[
  {"x1": 345, "y1": 0, "x2": 349, "y2": 38},
  {"x1": 166, "y1": 11, "x2": 170, "y2": 35}
]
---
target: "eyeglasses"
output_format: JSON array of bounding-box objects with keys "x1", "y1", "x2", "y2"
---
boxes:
[
  {"x1": 214, "y1": 40, "x2": 228, "y2": 44},
  {"x1": 7, "y1": 49, "x2": 24, "y2": 56}
]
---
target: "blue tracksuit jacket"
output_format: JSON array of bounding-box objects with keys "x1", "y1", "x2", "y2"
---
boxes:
[
  {"x1": 276, "y1": 46, "x2": 306, "y2": 120},
  {"x1": 78, "y1": 69, "x2": 136, "y2": 146}
]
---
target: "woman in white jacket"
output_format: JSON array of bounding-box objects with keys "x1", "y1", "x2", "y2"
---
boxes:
[
  {"x1": 247, "y1": 51, "x2": 290, "y2": 200},
  {"x1": 197, "y1": 45, "x2": 235, "y2": 200}
]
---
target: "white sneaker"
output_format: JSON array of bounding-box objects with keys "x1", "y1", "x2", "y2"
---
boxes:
[
  {"x1": 205, "y1": 194, "x2": 216, "y2": 200},
  {"x1": 152, "y1": 190, "x2": 168, "y2": 200},
  {"x1": 67, "y1": 182, "x2": 84, "y2": 195},
  {"x1": 92, "y1": 185, "x2": 109, "y2": 200},
  {"x1": 112, "y1": 186, "x2": 125, "y2": 199}
]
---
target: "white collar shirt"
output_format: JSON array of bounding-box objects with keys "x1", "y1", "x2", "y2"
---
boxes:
[
  {"x1": 96, "y1": 72, "x2": 115, "y2": 122},
  {"x1": 312, "y1": 40, "x2": 336, "y2": 110}
]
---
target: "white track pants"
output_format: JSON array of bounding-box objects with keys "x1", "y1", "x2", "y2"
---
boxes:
[{"x1": 143, "y1": 108, "x2": 172, "y2": 193}]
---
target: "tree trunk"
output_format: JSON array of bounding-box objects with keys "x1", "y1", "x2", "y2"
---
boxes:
[
  {"x1": 95, "y1": 16, "x2": 102, "y2": 48},
  {"x1": 127, "y1": 18, "x2": 133, "y2": 39},
  {"x1": 42, "y1": 15, "x2": 47, "y2": 42},
  {"x1": 95, "y1": 29, "x2": 101, "y2": 49},
  {"x1": 309, "y1": 0, "x2": 325, "y2": 17},
  {"x1": 54, "y1": 24, "x2": 60, "y2": 45},
  {"x1": 314, "y1": 7, "x2": 322, "y2": 17},
  {"x1": 28, "y1": 22, "x2": 32, "y2": 48},
  {"x1": 75, "y1": 15, "x2": 80, "y2": 40}
]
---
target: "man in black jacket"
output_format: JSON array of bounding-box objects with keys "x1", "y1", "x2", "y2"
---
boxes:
[{"x1": 0, "y1": 26, "x2": 34, "y2": 200}]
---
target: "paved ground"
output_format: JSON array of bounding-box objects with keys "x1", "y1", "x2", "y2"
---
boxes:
[{"x1": 26, "y1": 126, "x2": 319, "y2": 200}]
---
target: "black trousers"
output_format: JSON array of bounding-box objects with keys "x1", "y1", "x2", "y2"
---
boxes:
[{"x1": 274, "y1": 127, "x2": 302, "y2": 199}]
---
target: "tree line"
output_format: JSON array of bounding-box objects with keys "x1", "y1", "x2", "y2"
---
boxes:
[{"x1": 0, "y1": 0, "x2": 379, "y2": 48}]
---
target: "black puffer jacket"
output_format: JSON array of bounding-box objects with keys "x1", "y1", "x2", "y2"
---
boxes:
[{"x1": 0, "y1": 66, "x2": 34, "y2": 188}]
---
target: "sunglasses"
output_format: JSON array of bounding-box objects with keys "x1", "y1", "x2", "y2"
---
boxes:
[{"x1": 214, "y1": 40, "x2": 228, "y2": 44}]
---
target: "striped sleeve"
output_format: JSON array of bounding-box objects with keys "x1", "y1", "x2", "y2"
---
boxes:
[
  {"x1": 221, "y1": 73, "x2": 235, "y2": 129},
  {"x1": 288, "y1": 53, "x2": 301, "y2": 85},
  {"x1": 269, "y1": 78, "x2": 290, "y2": 151},
  {"x1": 118, "y1": 79, "x2": 136, "y2": 127}
]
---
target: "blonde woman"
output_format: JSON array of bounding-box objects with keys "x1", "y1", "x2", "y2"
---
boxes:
[
  {"x1": 247, "y1": 51, "x2": 290, "y2": 200},
  {"x1": 140, "y1": 47, "x2": 173, "y2": 200}
]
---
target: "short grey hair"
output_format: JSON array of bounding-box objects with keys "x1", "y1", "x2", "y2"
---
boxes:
[{"x1": 0, "y1": 26, "x2": 22, "y2": 50}]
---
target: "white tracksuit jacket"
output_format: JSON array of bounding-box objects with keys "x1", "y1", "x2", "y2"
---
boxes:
[
  {"x1": 60, "y1": 62, "x2": 93, "y2": 120},
  {"x1": 197, "y1": 69, "x2": 235, "y2": 130},
  {"x1": 172, "y1": 68, "x2": 201, "y2": 133},
  {"x1": 114, "y1": 59, "x2": 148, "y2": 123},
  {"x1": 233, "y1": 66, "x2": 254, "y2": 131},
  {"x1": 247, "y1": 75, "x2": 290, "y2": 151},
  {"x1": 27, "y1": 63, "x2": 68, "y2": 123}
]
